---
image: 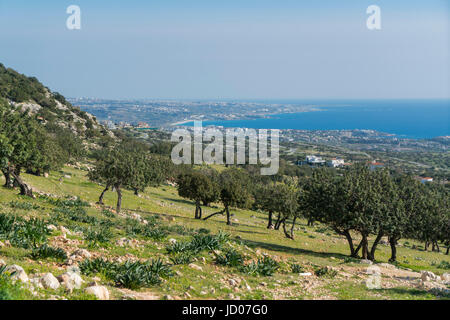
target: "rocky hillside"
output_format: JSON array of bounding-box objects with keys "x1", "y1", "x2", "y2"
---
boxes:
[{"x1": 0, "y1": 63, "x2": 104, "y2": 137}]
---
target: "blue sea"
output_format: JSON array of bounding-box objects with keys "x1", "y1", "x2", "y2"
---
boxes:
[{"x1": 189, "y1": 100, "x2": 450, "y2": 139}]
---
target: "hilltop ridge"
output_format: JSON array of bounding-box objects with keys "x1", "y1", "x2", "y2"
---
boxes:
[{"x1": 0, "y1": 64, "x2": 106, "y2": 138}]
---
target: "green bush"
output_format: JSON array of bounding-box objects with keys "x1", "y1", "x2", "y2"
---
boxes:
[
  {"x1": 215, "y1": 249, "x2": 244, "y2": 267},
  {"x1": 434, "y1": 260, "x2": 450, "y2": 270},
  {"x1": 197, "y1": 228, "x2": 210, "y2": 235},
  {"x1": 0, "y1": 214, "x2": 49, "y2": 249},
  {"x1": 79, "y1": 258, "x2": 115, "y2": 276},
  {"x1": 166, "y1": 241, "x2": 191, "y2": 254},
  {"x1": 241, "y1": 256, "x2": 279, "y2": 276},
  {"x1": 53, "y1": 206, "x2": 96, "y2": 224},
  {"x1": 79, "y1": 258, "x2": 173, "y2": 289},
  {"x1": 290, "y1": 263, "x2": 305, "y2": 274},
  {"x1": 102, "y1": 209, "x2": 115, "y2": 218},
  {"x1": 48, "y1": 197, "x2": 90, "y2": 208},
  {"x1": 30, "y1": 244, "x2": 67, "y2": 261},
  {"x1": 84, "y1": 226, "x2": 113, "y2": 246},
  {"x1": 314, "y1": 266, "x2": 338, "y2": 278},
  {"x1": 166, "y1": 232, "x2": 229, "y2": 255},
  {"x1": 9, "y1": 201, "x2": 40, "y2": 211},
  {"x1": 169, "y1": 253, "x2": 194, "y2": 265},
  {"x1": 142, "y1": 226, "x2": 168, "y2": 241}
]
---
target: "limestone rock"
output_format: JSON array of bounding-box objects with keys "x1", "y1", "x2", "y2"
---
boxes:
[
  {"x1": 85, "y1": 285, "x2": 110, "y2": 300},
  {"x1": 421, "y1": 271, "x2": 438, "y2": 282},
  {"x1": 71, "y1": 249, "x2": 92, "y2": 259},
  {"x1": 189, "y1": 263, "x2": 203, "y2": 272},
  {"x1": 5, "y1": 265, "x2": 29, "y2": 283},
  {"x1": 41, "y1": 273, "x2": 60, "y2": 290},
  {"x1": 58, "y1": 272, "x2": 83, "y2": 292}
]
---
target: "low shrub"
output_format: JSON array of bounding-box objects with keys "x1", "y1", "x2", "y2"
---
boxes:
[
  {"x1": 101, "y1": 209, "x2": 115, "y2": 218},
  {"x1": 314, "y1": 266, "x2": 338, "y2": 278},
  {"x1": 48, "y1": 198, "x2": 90, "y2": 208},
  {"x1": 241, "y1": 256, "x2": 279, "y2": 276},
  {"x1": 79, "y1": 258, "x2": 173, "y2": 289},
  {"x1": 290, "y1": 263, "x2": 304, "y2": 274},
  {"x1": 215, "y1": 249, "x2": 244, "y2": 267},
  {"x1": 166, "y1": 232, "x2": 229, "y2": 255},
  {"x1": 9, "y1": 201, "x2": 40, "y2": 211},
  {"x1": 0, "y1": 214, "x2": 49, "y2": 249},
  {"x1": 434, "y1": 260, "x2": 450, "y2": 270},
  {"x1": 169, "y1": 252, "x2": 194, "y2": 265},
  {"x1": 84, "y1": 226, "x2": 113, "y2": 246},
  {"x1": 142, "y1": 226, "x2": 168, "y2": 241},
  {"x1": 30, "y1": 244, "x2": 67, "y2": 261}
]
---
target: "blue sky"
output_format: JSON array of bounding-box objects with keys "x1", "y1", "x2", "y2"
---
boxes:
[{"x1": 0, "y1": 0, "x2": 449, "y2": 99}]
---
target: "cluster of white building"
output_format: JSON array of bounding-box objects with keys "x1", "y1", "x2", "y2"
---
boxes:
[{"x1": 299, "y1": 155, "x2": 346, "y2": 168}]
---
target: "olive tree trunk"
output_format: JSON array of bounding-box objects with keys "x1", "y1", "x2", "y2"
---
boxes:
[
  {"x1": 116, "y1": 184, "x2": 122, "y2": 213},
  {"x1": 98, "y1": 184, "x2": 110, "y2": 204}
]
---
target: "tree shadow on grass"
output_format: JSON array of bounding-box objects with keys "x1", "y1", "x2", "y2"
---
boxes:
[
  {"x1": 159, "y1": 196, "x2": 193, "y2": 206},
  {"x1": 240, "y1": 238, "x2": 349, "y2": 261},
  {"x1": 376, "y1": 287, "x2": 443, "y2": 299},
  {"x1": 234, "y1": 229, "x2": 270, "y2": 236}
]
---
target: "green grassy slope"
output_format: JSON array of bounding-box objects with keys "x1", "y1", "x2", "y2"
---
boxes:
[{"x1": 0, "y1": 166, "x2": 449, "y2": 300}]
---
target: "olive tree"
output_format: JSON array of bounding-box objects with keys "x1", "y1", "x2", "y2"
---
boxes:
[{"x1": 177, "y1": 171, "x2": 219, "y2": 219}]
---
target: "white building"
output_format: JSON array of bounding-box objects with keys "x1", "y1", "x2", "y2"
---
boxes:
[
  {"x1": 327, "y1": 158, "x2": 345, "y2": 168},
  {"x1": 306, "y1": 155, "x2": 326, "y2": 166}
]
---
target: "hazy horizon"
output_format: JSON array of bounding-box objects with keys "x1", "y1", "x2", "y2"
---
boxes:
[{"x1": 1, "y1": 0, "x2": 449, "y2": 100}]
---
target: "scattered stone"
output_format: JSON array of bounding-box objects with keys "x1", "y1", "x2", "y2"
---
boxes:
[
  {"x1": 441, "y1": 273, "x2": 450, "y2": 283},
  {"x1": 59, "y1": 226, "x2": 71, "y2": 235},
  {"x1": 122, "y1": 294, "x2": 136, "y2": 300},
  {"x1": 29, "y1": 277, "x2": 44, "y2": 289},
  {"x1": 228, "y1": 279, "x2": 239, "y2": 287},
  {"x1": 421, "y1": 271, "x2": 438, "y2": 282},
  {"x1": 169, "y1": 238, "x2": 177, "y2": 244},
  {"x1": 85, "y1": 286, "x2": 110, "y2": 300},
  {"x1": 360, "y1": 259, "x2": 373, "y2": 265},
  {"x1": 299, "y1": 272, "x2": 312, "y2": 277},
  {"x1": 40, "y1": 273, "x2": 60, "y2": 290},
  {"x1": 377, "y1": 263, "x2": 396, "y2": 269},
  {"x1": 5, "y1": 265, "x2": 29, "y2": 283},
  {"x1": 47, "y1": 224, "x2": 57, "y2": 231},
  {"x1": 0, "y1": 259, "x2": 6, "y2": 267},
  {"x1": 71, "y1": 249, "x2": 92, "y2": 259},
  {"x1": 58, "y1": 272, "x2": 83, "y2": 292},
  {"x1": 189, "y1": 263, "x2": 203, "y2": 272}
]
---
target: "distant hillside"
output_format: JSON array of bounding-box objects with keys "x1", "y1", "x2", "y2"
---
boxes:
[{"x1": 0, "y1": 63, "x2": 105, "y2": 137}]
